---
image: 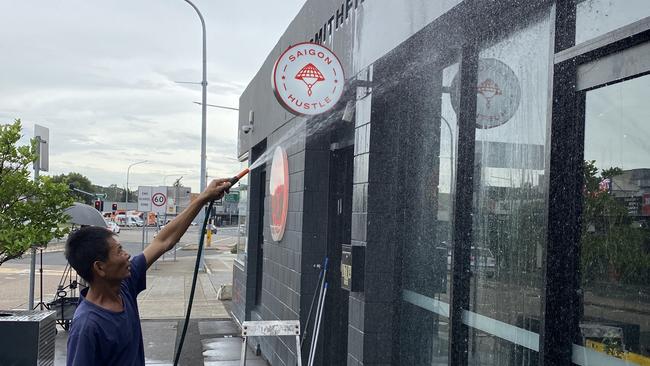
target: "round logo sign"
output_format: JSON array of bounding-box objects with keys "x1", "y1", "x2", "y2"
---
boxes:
[
  {"x1": 152, "y1": 193, "x2": 167, "y2": 207},
  {"x1": 269, "y1": 146, "x2": 289, "y2": 242},
  {"x1": 272, "y1": 42, "x2": 345, "y2": 116},
  {"x1": 450, "y1": 58, "x2": 521, "y2": 129}
]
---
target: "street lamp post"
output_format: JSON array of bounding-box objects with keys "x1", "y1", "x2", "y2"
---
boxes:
[
  {"x1": 163, "y1": 174, "x2": 186, "y2": 187},
  {"x1": 193, "y1": 101, "x2": 238, "y2": 111},
  {"x1": 126, "y1": 160, "x2": 148, "y2": 211},
  {"x1": 182, "y1": 0, "x2": 208, "y2": 271}
]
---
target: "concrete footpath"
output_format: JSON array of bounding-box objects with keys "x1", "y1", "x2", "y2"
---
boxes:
[{"x1": 49, "y1": 251, "x2": 267, "y2": 365}]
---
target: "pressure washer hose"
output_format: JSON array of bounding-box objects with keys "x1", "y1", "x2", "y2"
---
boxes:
[{"x1": 173, "y1": 169, "x2": 249, "y2": 366}]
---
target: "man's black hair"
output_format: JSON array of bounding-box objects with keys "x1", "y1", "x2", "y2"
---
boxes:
[{"x1": 65, "y1": 226, "x2": 114, "y2": 283}]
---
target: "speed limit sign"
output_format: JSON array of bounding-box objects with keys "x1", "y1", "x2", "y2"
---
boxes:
[
  {"x1": 152, "y1": 193, "x2": 167, "y2": 207},
  {"x1": 151, "y1": 187, "x2": 168, "y2": 214}
]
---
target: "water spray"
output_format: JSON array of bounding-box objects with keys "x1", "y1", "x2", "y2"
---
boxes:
[{"x1": 173, "y1": 168, "x2": 250, "y2": 366}]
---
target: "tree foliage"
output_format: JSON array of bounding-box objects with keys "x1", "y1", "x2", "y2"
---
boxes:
[
  {"x1": 94, "y1": 184, "x2": 125, "y2": 202},
  {"x1": 581, "y1": 160, "x2": 650, "y2": 285},
  {"x1": 51, "y1": 175, "x2": 134, "y2": 203},
  {"x1": 0, "y1": 120, "x2": 74, "y2": 266},
  {"x1": 51, "y1": 172, "x2": 94, "y2": 204},
  {"x1": 477, "y1": 184, "x2": 545, "y2": 283}
]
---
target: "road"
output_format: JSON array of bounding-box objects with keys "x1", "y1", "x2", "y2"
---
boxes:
[
  {"x1": 10, "y1": 226, "x2": 240, "y2": 265},
  {"x1": 0, "y1": 225, "x2": 240, "y2": 310}
]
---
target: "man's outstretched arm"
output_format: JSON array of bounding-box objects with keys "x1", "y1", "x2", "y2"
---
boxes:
[{"x1": 143, "y1": 178, "x2": 231, "y2": 269}]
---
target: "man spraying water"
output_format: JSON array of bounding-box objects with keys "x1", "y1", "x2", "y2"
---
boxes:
[{"x1": 64, "y1": 178, "x2": 231, "y2": 366}]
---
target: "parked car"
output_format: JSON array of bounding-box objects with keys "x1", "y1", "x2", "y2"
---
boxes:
[
  {"x1": 445, "y1": 245, "x2": 496, "y2": 278},
  {"x1": 471, "y1": 247, "x2": 496, "y2": 278},
  {"x1": 116, "y1": 214, "x2": 144, "y2": 227},
  {"x1": 126, "y1": 216, "x2": 144, "y2": 227},
  {"x1": 105, "y1": 220, "x2": 121, "y2": 234}
]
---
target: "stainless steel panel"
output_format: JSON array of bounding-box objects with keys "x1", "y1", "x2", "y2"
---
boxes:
[{"x1": 577, "y1": 41, "x2": 650, "y2": 91}]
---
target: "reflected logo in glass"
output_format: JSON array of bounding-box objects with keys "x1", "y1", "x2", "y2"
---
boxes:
[{"x1": 450, "y1": 58, "x2": 521, "y2": 129}]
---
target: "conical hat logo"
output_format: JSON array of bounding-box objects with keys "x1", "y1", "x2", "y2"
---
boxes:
[
  {"x1": 295, "y1": 63, "x2": 325, "y2": 96},
  {"x1": 272, "y1": 42, "x2": 345, "y2": 116},
  {"x1": 450, "y1": 58, "x2": 521, "y2": 129},
  {"x1": 476, "y1": 78, "x2": 502, "y2": 109}
]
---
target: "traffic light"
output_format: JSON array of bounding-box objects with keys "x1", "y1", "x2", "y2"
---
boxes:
[
  {"x1": 94, "y1": 200, "x2": 104, "y2": 212},
  {"x1": 111, "y1": 203, "x2": 118, "y2": 212}
]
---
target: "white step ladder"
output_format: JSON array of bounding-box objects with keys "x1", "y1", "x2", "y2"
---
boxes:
[{"x1": 240, "y1": 320, "x2": 302, "y2": 366}]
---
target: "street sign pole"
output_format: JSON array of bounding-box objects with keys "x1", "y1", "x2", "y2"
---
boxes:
[
  {"x1": 29, "y1": 126, "x2": 48, "y2": 311},
  {"x1": 142, "y1": 212, "x2": 146, "y2": 253},
  {"x1": 138, "y1": 186, "x2": 153, "y2": 256},
  {"x1": 151, "y1": 187, "x2": 167, "y2": 270},
  {"x1": 28, "y1": 148, "x2": 38, "y2": 310}
]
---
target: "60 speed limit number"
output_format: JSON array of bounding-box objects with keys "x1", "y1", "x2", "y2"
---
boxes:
[{"x1": 152, "y1": 193, "x2": 167, "y2": 207}]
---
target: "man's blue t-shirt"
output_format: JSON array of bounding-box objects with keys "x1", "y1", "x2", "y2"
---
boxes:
[{"x1": 67, "y1": 253, "x2": 147, "y2": 366}]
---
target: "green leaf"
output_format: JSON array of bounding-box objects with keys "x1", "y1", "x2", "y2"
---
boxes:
[{"x1": 0, "y1": 119, "x2": 74, "y2": 265}]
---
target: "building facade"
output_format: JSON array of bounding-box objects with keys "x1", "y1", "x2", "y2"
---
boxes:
[{"x1": 232, "y1": 1, "x2": 650, "y2": 365}]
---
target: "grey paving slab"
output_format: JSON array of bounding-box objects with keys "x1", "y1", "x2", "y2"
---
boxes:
[
  {"x1": 142, "y1": 321, "x2": 177, "y2": 364},
  {"x1": 204, "y1": 360, "x2": 268, "y2": 366},
  {"x1": 205, "y1": 256, "x2": 235, "y2": 272},
  {"x1": 176, "y1": 319, "x2": 209, "y2": 366},
  {"x1": 202, "y1": 337, "x2": 266, "y2": 363},
  {"x1": 198, "y1": 320, "x2": 240, "y2": 336},
  {"x1": 142, "y1": 275, "x2": 186, "y2": 299},
  {"x1": 54, "y1": 325, "x2": 68, "y2": 366},
  {"x1": 202, "y1": 337, "x2": 245, "y2": 360}
]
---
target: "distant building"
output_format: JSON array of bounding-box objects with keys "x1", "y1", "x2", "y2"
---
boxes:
[{"x1": 212, "y1": 187, "x2": 241, "y2": 225}]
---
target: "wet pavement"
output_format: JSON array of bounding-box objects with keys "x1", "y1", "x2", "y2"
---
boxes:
[{"x1": 1, "y1": 226, "x2": 268, "y2": 365}]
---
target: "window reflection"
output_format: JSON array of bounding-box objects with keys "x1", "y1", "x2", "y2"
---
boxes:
[
  {"x1": 576, "y1": 0, "x2": 650, "y2": 45},
  {"x1": 397, "y1": 59, "x2": 459, "y2": 366},
  {"x1": 469, "y1": 8, "x2": 552, "y2": 366},
  {"x1": 578, "y1": 74, "x2": 650, "y2": 365}
]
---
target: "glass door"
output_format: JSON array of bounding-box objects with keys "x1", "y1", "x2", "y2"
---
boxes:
[
  {"x1": 573, "y1": 40, "x2": 650, "y2": 366},
  {"x1": 396, "y1": 54, "x2": 460, "y2": 366}
]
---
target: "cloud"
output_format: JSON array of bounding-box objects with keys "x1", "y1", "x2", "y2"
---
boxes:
[{"x1": 0, "y1": 0, "x2": 305, "y2": 191}]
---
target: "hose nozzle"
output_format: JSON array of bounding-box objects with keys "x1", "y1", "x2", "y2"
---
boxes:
[{"x1": 226, "y1": 168, "x2": 250, "y2": 193}]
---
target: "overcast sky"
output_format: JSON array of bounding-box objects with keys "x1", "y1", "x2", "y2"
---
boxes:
[{"x1": 0, "y1": 0, "x2": 304, "y2": 192}]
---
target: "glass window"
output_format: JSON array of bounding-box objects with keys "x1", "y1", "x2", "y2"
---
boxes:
[
  {"x1": 574, "y1": 73, "x2": 650, "y2": 365},
  {"x1": 468, "y1": 8, "x2": 552, "y2": 365},
  {"x1": 236, "y1": 159, "x2": 249, "y2": 262},
  {"x1": 397, "y1": 57, "x2": 459, "y2": 366},
  {"x1": 576, "y1": 0, "x2": 650, "y2": 45}
]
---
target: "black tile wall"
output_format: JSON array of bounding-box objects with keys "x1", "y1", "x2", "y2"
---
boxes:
[
  {"x1": 239, "y1": 114, "x2": 342, "y2": 366},
  {"x1": 346, "y1": 79, "x2": 402, "y2": 365},
  {"x1": 361, "y1": 331, "x2": 393, "y2": 364},
  {"x1": 289, "y1": 171, "x2": 304, "y2": 193},
  {"x1": 239, "y1": 78, "x2": 408, "y2": 366},
  {"x1": 348, "y1": 295, "x2": 365, "y2": 330},
  {"x1": 367, "y1": 152, "x2": 398, "y2": 185},
  {"x1": 363, "y1": 236, "x2": 395, "y2": 274},
  {"x1": 351, "y1": 212, "x2": 367, "y2": 242},
  {"x1": 348, "y1": 353, "x2": 362, "y2": 366},
  {"x1": 353, "y1": 154, "x2": 369, "y2": 184}
]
